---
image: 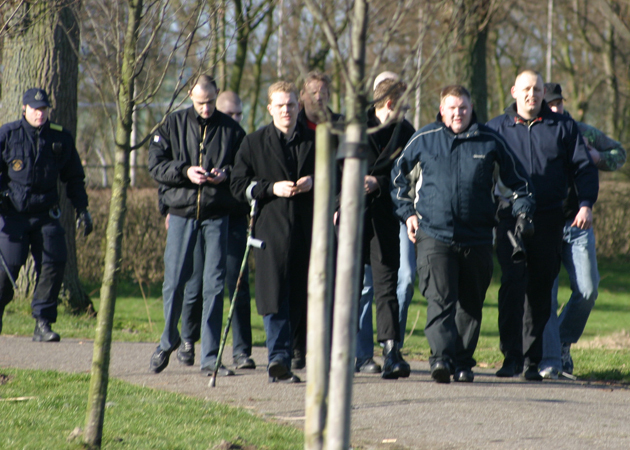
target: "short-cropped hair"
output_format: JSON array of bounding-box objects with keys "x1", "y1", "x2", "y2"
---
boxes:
[
  {"x1": 374, "y1": 79, "x2": 407, "y2": 110},
  {"x1": 268, "y1": 81, "x2": 299, "y2": 104},
  {"x1": 440, "y1": 85, "x2": 471, "y2": 104},
  {"x1": 191, "y1": 74, "x2": 217, "y2": 92},
  {"x1": 302, "y1": 70, "x2": 331, "y2": 92}
]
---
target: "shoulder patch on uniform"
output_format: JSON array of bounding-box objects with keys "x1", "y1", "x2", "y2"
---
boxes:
[
  {"x1": 50, "y1": 123, "x2": 63, "y2": 132},
  {"x1": 154, "y1": 135, "x2": 160, "y2": 142}
]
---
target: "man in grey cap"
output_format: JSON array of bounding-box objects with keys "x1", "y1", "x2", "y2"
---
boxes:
[
  {"x1": 0, "y1": 88, "x2": 92, "y2": 340},
  {"x1": 539, "y1": 82, "x2": 626, "y2": 378}
]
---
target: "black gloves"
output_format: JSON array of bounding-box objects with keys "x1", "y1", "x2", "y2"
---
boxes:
[
  {"x1": 76, "y1": 209, "x2": 93, "y2": 237},
  {"x1": 515, "y1": 212, "x2": 534, "y2": 238}
]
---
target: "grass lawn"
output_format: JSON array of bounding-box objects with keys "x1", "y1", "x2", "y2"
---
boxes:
[
  {"x1": 0, "y1": 368, "x2": 302, "y2": 450},
  {"x1": 2, "y1": 258, "x2": 629, "y2": 382},
  {"x1": 1, "y1": 258, "x2": 628, "y2": 449}
]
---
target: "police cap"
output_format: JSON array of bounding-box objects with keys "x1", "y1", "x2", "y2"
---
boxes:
[
  {"x1": 543, "y1": 83, "x2": 564, "y2": 104},
  {"x1": 23, "y1": 88, "x2": 51, "y2": 109}
]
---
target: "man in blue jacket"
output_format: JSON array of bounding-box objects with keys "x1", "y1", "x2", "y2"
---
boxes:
[
  {"x1": 487, "y1": 70, "x2": 598, "y2": 381},
  {"x1": 391, "y1": 85, "x2": 535, "y2": 383},
  {"x1": 539, "y1": 82, "x2": 626, "y2": 378}
]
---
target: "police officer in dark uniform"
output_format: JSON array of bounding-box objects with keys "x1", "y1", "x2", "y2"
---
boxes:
[{"x1": 0, "y1": 88, "x2": 92, "y2": 341}]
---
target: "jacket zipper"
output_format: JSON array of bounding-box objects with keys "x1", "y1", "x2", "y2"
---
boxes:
[{"x1": 196, "y1": 123, "x2": 207, "y2": 221}]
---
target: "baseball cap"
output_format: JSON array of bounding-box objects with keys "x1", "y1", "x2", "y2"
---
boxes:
[
  {"x1": 22, "y1": 88, "x2": 51, "y2": 108},
  {"x1": 544, "y1": 83, "x2": 564, "y2": 103}
]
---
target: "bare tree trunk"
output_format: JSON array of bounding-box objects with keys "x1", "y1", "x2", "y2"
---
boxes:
[
  {"x1": 546, "y1": 0, "x2": 554, "y2": 82},
  {"x1": 277, "y1": 0, "x2": 283, "y2": 78},
  {"x1": 0, "y1": 0, "x2": 92, "y2": 314},
  {"x1": 603, "y1": 10, "x2": 620, "y2": 138},
  {"x1": 229, "y1": 0, "x2": 248, "y2": 94},
  {"x1": 94, "y1": 147, "x2": 109, "y2": 187},
  {"x1": 217, "y1": 0, "x2": 227, "y2": 90},
  {"x1": 470, "y1": 23, "x2": 488, "y2": 123},
  {"x1": 331, "y1": 59, "x2": 341, "y2": 113},
  {"x1": 246, "y1": 9, "x2": 274, "y2": 133},
  {"x1": 414, "y1": 5, "x2": 424, "y2": 130},
  {"x1": 304, "y1": 125, "x2": 335, "y2": 450},
  {"x1": 83, "y1": 0, "x2": 141, "y2": 447},
  {"x1": 457, "y1": 0, "x2": 491, "y2": 123},
  {"x1": 129, "y1": 106, "x2": 137, "y2": 187},
  {"x1": 491, "y1": 31, "x2": 507, "y2": 115},
  {"x1": 325, "y1": 1, "x2": 368, "y2": 449}
]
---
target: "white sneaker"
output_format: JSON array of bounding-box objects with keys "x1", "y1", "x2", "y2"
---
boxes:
[{"x1": 539, "y1": 367, "x2": 559, "y2": 379}]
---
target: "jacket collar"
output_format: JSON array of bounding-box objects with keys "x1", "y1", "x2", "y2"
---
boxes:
[
  {"x1": 188, "y1": 106, "x2": 220, "y2": 126},
  {"x1": 503, "y1": 101, "x2": 560, "y2": 126},
  {"x1": 21, "y1": 117, "x2": 48, "y2": 135},
  {"x1": 435, "y1": 110, "x2": 479, "y2": 137}
]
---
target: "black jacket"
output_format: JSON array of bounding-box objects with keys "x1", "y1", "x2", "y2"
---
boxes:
[
  {"x1": 230, "y1": 121, "x2": 315, "y2": 314},
  {"x1": 0, "y1": 118, "x2": 88, "y2": 214},
  {"x1": 148, "y1": 107, "x2": 246, "y2": 220},
  {"x1": 358, "y1": 109, "x2": 415, "y2": 264},
  {"x1": 486, "y1": 102, "x2": 598, "y2": 213},
  {"x1": 391, "y1": 114, "x2": 535, "y2": 246}
]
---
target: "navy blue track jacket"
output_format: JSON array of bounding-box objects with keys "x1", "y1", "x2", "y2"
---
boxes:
[
  {"x1": 486, "y1": 102, "x2": 598, "y2": 212},
  {"x1": 391, "y1": 114, "x2": 535, "y2": 246}
]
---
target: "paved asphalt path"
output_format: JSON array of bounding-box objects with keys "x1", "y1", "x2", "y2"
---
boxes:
[{"x1": 1, "y1": 335, "x2": 629, "y2": 449}]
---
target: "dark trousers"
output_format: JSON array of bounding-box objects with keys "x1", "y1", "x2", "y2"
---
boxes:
[
  {"x1": 180, "y1": 214, "x2": 252, "y2": 358},
  {"x1": 362, "y1": 215, "x2": 400, "y2": 343},
  {"x1": 289, "y1": 224, "x2": 310, "y2": 356},
  {"x1": 417, "y1": 230, "x2": 493, "y2": 370},
  {"x1": 0, "y1": 212, "x2": 67, "y2": 328},
  {"x1": 264, "y1": 224, "x2": 310, "y2": 367},
  {"x1": 496, "y1": 208, "x2": 564, "y2": 367}
]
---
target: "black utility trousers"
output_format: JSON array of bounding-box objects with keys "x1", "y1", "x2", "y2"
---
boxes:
[
  {"x1": 496, "y1": 208, "x2": 564, "y2": 368},
  {"x1": 416, "y1": 230, "x2": 493, "y2": 370}
]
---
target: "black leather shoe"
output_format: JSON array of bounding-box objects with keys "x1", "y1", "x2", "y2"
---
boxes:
[
  {"x1": 291, "y1": 349, "x2": 306, "y2": 370},
  {"x1": 149, "y1": 337, "x2": 180, "y2": 373},
  {"x1": 33, "y1": 320, "x2": 60, "y2": 342},
  {"x1": 268, "y1": 360, "x2": 300, "y2": 382},
  {"x1": 234, "y1": 353, "x2": 256, "y2": 369},
  {"x1": 268, "y1": 360, "x2": 290, "y2": 378},
  {"x1": 355, "y1": 357, "x2": 382, "y2": 374},
  {"x1": 269, "y1": 373, "x2": 301, "y2": 383},
  {"x1": 496, "y1": 358, "x2": 519, "y2": 377},
  {"x1": 176, "y1": 340, "x2": 195, "y2": 366},
  {"x1": 431, "y1": 361, "x2": 451, "y2": 383},
  {"x1": 522, "y1": 363, "x2": 543, "y2": 381},
  {"x1": 381, "y1": 340, "x2": 411, "y2": 379},
  {"x1": 201, "y1": 364, "x2": 235, "y2": 377},
  {"x1": 453, "y1": 368, "x2": 474, "y2": 382}
]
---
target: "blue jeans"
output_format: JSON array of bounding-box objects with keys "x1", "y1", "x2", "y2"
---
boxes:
[
  {"x1": 356, "y1": 265, "x2": 375, "y2": 364},
  {"x1": 397, "y1": 223, "x2": 416, "y2": 346},
  {"x1": 263, "y1": 295, "x2": 293, "y2": 368},
  {"x1": 540, "y1": 223, "x2": 599, "y2": 371},
  {"x1": 160, "y1": 215, "x2": 228, "y2": 369},
  {"x1": 180, "y1": 214, "x2": 252, "y2": 358}
]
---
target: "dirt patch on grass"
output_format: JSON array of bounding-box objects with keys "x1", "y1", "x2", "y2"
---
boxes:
[
  {"x1": 0, "y1": 373, "x2": 11, "y2": 385},
  {"x1": 575, "y1": 330, "x2": 630, "y2": 350}
]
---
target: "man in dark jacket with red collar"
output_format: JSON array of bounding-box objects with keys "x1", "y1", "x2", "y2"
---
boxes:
[
  {"x1": 289, "y1": 71, "x2": 341, "y2": 370},
  {"x1": 486, "y1": 70, "x2": 598, "y2": 381},
  {"x1": 148, "y1": 75, "x2": 246, "y2": 376},
  {"x1": 392, "y1": 85, "x2": 535, "y2": 383},
  {"x1": 231, "y1": 81, "x2": 315, "y2": 383}
]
